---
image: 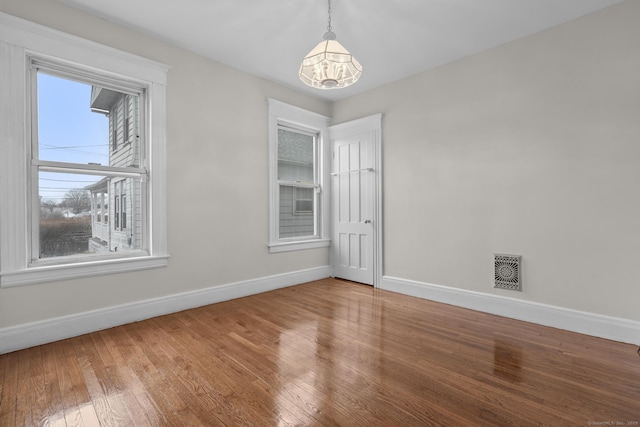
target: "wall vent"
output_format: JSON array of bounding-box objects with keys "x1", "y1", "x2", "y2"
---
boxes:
[{"x1": 494, "y1": 254, "x2": 522, "y2": 291}]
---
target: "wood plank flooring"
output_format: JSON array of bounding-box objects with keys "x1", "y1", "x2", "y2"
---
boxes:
[{"x1": 1, "y1": 278, "x2": 639, "y2": 426}]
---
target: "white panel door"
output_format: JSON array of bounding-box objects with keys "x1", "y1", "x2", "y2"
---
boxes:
[{"x1": 330, "y1": 123, "x2": 377, "y2": 285}]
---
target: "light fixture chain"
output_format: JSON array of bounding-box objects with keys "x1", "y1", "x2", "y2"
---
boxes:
[{"x1": 327, "y1": 0, "x2": 332, "y2": 32}]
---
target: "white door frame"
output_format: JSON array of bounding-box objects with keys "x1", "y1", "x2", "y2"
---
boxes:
[{"x1": 329, "y1": 113, "x2": 383, "y2": 288}]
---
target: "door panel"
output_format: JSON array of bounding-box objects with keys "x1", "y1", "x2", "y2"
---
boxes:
[{"x1": 331, "y1": 133, "x2": 375, "y2": 285}]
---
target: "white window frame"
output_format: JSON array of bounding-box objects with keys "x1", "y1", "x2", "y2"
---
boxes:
[
  {"x1": 267, "y1": 99, "x2": 331, "y2": 253},
  {"x1": 0, "y1": 12, "x2": 170, "y2": 287}
]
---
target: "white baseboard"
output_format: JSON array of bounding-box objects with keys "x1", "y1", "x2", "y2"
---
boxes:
[
  {"x1": 381, "y1": 276, "x2": 640, "y2": 346},
  {"x1": 0, "y1": 266, "x2": 332, "y2": 355}
]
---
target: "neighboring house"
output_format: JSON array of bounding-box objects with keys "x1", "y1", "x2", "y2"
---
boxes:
[{"x1": 86, "y1": 87, "x2": 141, "y2": 253}]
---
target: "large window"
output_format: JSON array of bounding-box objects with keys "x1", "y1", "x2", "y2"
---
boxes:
[
  {"x1": 0, "y1": 12, "x2": 169, "y2": 286},
  {"x1": 34, "y1": 68, "x2": 143, "y2": 259},
  {"x1": 268, "y1": 99, "x2": 330, "y2": 253}
]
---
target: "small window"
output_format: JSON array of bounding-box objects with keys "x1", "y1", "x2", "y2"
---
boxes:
[
  {"x1": 278, "y1": 127, "x2": 317, "y2": 238},
  {"x1": 122, "y1": 193, "x2": 127, "y2": 230},
  {"x1": 111, "y1": 104, "x2": 119, "y2": 152},
  {"x1": 113, "y1": 180, "x2": 127, "y2": 231},
  {"x1": 115, "y1": 189, "x2": 120, "y2": 230},
  {"x1": 123, "y1": 95, "x2": 131, "y2": 145},
  {"x1": 268, "y1": 99, "x2": 330, "y2": 253},
  {"x1": 294, "y1": 188, "x2": 314, "y2": 214}
]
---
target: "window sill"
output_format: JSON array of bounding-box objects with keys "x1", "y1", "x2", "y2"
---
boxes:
[
  {"x1": 0, "y1": 255, "x2": 169, "y2": 288},
  {"x1": 268, "y1": 239, "x2": 330, "y2": 253}
]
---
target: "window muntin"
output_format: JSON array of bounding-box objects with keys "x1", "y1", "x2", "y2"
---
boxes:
[{"x1": 31, "y1": 63, "x2": 147, "y2": 264}]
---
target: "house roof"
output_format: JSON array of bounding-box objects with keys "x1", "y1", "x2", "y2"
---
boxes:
[
  {"x1": 85, "y1": 176, "x2": 108, "y2": 192},
  {"x1": 90, "y1": 86, "x2": 120, "y2": 113}
]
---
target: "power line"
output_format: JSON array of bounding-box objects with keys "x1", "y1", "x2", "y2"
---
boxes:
[
  {"x1": 41, "y1": 143, "x2": 108, "y2": 149},
  {"x1": 40, "y1": 177, "x2": 101, "y2": 183}
]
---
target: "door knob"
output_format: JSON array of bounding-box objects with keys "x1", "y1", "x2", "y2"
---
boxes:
[{"x1": 364, "y1": 219, "x2": 372, "y2": 224}]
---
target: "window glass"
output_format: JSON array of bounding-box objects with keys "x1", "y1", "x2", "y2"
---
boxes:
[
  {"x1": 34, "y1": 70, "x2": 144, "y2": 261},
  {"x1": 294, "y1": 187, "x2": 314, "y2": 213},
  {"x1": 37, "y1": 73, "x2": 109, "y2": 164},
  {"x1": 277, "y1": 127, "x2": 317, "y2": 239},
  {"x1": 277, "y1": 128, "x2": 314, "y2": 183}
]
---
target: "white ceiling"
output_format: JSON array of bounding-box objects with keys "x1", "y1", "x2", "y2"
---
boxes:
[{"x1": 54, "y1": 0, "x2": 624, "y2": 101}]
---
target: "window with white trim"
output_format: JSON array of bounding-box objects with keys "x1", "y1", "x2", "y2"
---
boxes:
[
  {"x1": 0, "y1": 12, "x2": 169, "y2": 287},
  {"x1": 268, "y1": 99, "x2": 330, "y2": 253}
]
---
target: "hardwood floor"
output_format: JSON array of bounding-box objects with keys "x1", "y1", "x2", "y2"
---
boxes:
[{"x1": 1, "y1": 278, "x2": 638, "y2": 426}]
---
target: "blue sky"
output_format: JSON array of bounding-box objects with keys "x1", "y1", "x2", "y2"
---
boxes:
[{"x1": 37, "y1": 72, "x2": 109, "y2": 203}]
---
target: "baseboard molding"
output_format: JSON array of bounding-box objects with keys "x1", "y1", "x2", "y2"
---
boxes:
[
  {"x1": 381, "y1": 276, "x2": 640, "y2": 345},
  {"x1": 0, "y1": 265, "x2": 332, "y2": 355}
]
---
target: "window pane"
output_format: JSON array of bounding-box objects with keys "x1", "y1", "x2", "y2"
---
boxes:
[
  {"x1": 39, "y1": 171, "x2": 143, "y2": 258},
  {"x1": 279, "y1": 185, "x2": 315, "y2": 238},
  {"x1": 39, "y1": 172, "x2": 95, "y2": 258},
  {"x1": 294, "y1": 187, "x2": 314, "y2": 213},
  {"x1": 277, "y1": 128, "x2": 314, "y2": 183},
  {"x1": 37, "y1": 72, "x2": 140, "y2": 168}
]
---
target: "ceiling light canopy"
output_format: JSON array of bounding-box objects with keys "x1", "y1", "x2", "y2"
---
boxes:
[{"x1": 299, "y1": 0, "x2": 362, "y2": 90}]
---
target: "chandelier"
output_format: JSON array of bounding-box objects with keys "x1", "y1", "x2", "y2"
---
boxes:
[{"x1": 299, "y1": 0, "x2": 362, "y2": 90}]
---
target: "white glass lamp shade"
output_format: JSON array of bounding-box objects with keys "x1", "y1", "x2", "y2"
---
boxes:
[{"x1": 299, "y1": 33, "x2": 362, "y2": 89}]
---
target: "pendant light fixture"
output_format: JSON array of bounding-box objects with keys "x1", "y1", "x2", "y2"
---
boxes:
[{"x1": 299, "y1": 0, "x2": 362, "y2": 90}]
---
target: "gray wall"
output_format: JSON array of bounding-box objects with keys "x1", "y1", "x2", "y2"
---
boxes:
[
  {"x1": 1, "y1": 0, "x2": 638, "y2": 332},
  {"x1": 333, "y1": 1, "x2": 640, "y2": 321},
  {"x1": 0, "y1": 0, "x2": 331, "y2": 328}
]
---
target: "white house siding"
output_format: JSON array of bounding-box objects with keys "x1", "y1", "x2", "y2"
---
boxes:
[
  {"x1": 110, "y1": 96, "x2": 139, "y2": 168},
  {"x1": 279, "y1": 185, "x2": 314, "y2": 238},
  {"x1": 89, "y1": 93, "x2": 142, "y2": 252}
]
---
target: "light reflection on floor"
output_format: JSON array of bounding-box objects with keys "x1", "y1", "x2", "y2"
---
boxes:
[
  {"x1": 40, "y1": 401, "x2": 100, "y2": 427},
  {"x1": 273, "y1": 287, "x2": 386, "y2": 425},
  {"x1": 276, "y1": 318, "x2": 322, "y2": 425}
]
